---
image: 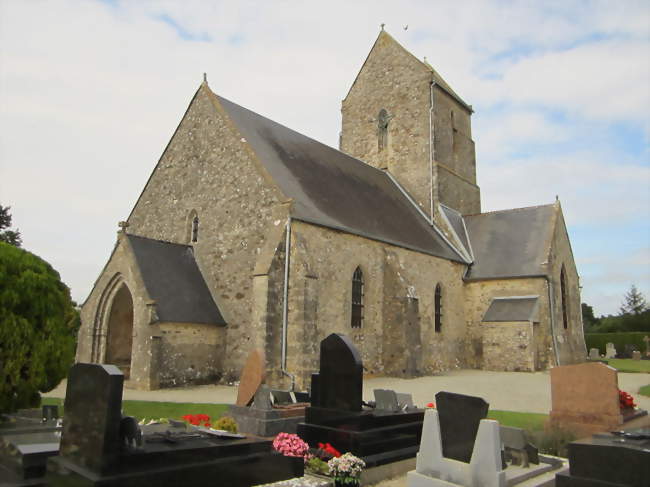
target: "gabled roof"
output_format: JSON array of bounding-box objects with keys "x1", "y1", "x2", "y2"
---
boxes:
[
  {"x1": 213, "y1": 91, "x2": 466, "y2": 263},
  {"x1": 464, "y1": 205, "x2": 556, "y2": 280},
  {"x1": 440, "y1": 203, "x2": 473, "y2": 262},
  {"x1": 127, "y1": 235, "x2": 226, "y2": 325},
  {"x1": 482, "y1": 296, "x2": 540, "y2": 323},
  {"x1": 344, "y1": 30, "x2": 472, "y2": 112}
]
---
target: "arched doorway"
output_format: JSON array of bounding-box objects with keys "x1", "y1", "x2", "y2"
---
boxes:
[{"x1": 105, "y1": 283, "x2": 134, "y2": 378}]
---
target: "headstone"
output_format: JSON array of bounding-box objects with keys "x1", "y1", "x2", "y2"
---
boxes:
[
  {"x1": 619, "y1": 344, "x2": 637, "y2": 359},
  {"x1": 235, "y1": 349, "x2": 266, "y2": 407},
  {"x1": 407, "y1": 409, "x2": 505, "y2": 487},
  {"x1": 589, "y1": 348, "x2": 600, "y2": 360},
  {"x1": 271, "y1": 390, "x2": 294, "y2": 405},
  {"x1": 549, "y1": 362, "x2": 622, "y2": 437},
  {"x1": 41, "y1": 405, "x2": 59, "y2": 422},
  {"x1": 59, "y1": 363, "x2": 124, "y2": 473},
  {"x1": 435, "y1": 391, "x2": 489, "y2": 463},
  {"x1": 374, "y1": 389, "x2": 400, "y2": 412},
  {"x1": 292, "y1": 391, "x2": 310, "y2": 403},
  {"x1": 644, "y1": 335, "x2": 650, "y2": 357},
  {"x1": 312, "y1": 333, "x2": 362, "y2": 411},
  {"x1": 252, "y1": 384, "x2": 273, "y2": 410},
  {"x1": 119, "y1": 416, "x2": 143, "y2": 449},
  {"x1": 632, "y1": 350, "x2": 642, "y2": 360},
  {"x1": 396, "y1": 392, "x2": 414, "y2": 409},
  {"x1": 605, "y1": 342, "x2": 617, "y2": 359},
  {"x1": 500, "y1": 425, "x2": 539, "y2": 467}
]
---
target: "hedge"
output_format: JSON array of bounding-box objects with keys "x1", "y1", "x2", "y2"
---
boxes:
[{"x1": 585, "y1": 332, "x2": 649, "y2": 355}]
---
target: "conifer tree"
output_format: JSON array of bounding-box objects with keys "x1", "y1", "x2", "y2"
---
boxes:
[
  {"x1": 620, "y1": 284, "x2": 648, "y2": 316},
  {"x1": 0, "y1": 242, "x2": 77, "y2": 413}
]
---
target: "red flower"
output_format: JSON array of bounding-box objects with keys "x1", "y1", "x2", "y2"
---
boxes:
[{"x1": 426, "y1": 402, "x2": 435, "y2": 408}]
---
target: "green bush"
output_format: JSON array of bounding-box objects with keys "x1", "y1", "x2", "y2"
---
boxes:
[
  {"x1": 585, "y1": 332, "x2": 649, "y2": 356},
  {"x1": 0, "y1": 243, "x2": 77, "y2": 413},
  {"x1": 531, "y1": 427, "x2": 577, "y2": 458}
]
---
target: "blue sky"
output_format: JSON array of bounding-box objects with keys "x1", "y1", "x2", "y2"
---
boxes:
[{"x1": 1, "y1": 0, "x2": 648, "y2": 316}]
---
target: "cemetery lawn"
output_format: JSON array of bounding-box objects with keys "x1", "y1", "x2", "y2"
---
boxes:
[
  {"x1": 487, "y1": 410, "x2": 547, "y2": 431},
  {"x1": 41, "y1": 398, "x2": 229, "y2": 421},
  {"x1": 640, "y1": 385, "x2": 650, "y2": 397},
  {"x1": 604, "y1": 359, "x2": 650, "y2": 373}
]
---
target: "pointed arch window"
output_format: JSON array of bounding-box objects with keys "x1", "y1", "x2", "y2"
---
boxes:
[
  {"x1": 191, "y1": 215, "x2": 199, "y2": 243},
  {"x1": 351, "y1": 267, "x2": 364, "y2": 328},
  {"x1": 434, "y1": 283, "x2": 442, "y2": 332},
  {"x1": 560, "y1": 265, "x2": 568, "y2": 329},
  {"x1": 377, "y1": 109, "x2": 390, "y2": 152}
]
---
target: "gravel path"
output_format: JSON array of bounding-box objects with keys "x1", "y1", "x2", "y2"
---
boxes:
[{"x1": 43, "y1": 369, "x2": 650, "y2": 413}]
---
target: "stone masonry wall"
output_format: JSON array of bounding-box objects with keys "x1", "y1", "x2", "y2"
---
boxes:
[
  {"x1": 125, "y1": 84, "x2": 288, "y2": 380},
  {"x1": 80, "y1": 234, "x2": 158, "y2": 389},
  {"x1": 278, "y1": 220, "x2": 469, "y2": 389},
  {"x1": 156, "y1": 322, "x2": 226, "y2": 387},
  {"x1": 548, "y1": 206, "x2": 587, "y2": 365},
  {"x1": 464, "y1": 278, "x2": 554, "y2": 370},
  {"x1": 482, "y1": 322, "x2": 536, "y2": 372},
  {"x1": 341, "y1": 32, "x2": 436, "y2": 215}
]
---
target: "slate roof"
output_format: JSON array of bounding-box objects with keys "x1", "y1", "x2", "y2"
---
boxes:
[
  {"x1": 464, "y1": 205, "x2": 556, "y2": 280},
  {"x1": 215, "y1": 92, "x2": 466, "y2": 263},
  {"x1": 127, "y1": 235, "x2": 226, "y2": 325},
  {"x1": 482, "y1": 296, "x2": 540, "y2": 323},
  {"x1": 440, "y1": 204, "x2": 472, "y2": 261}
]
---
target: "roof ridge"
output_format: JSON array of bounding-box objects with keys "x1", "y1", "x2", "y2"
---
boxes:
[{"x1": 466, "y1": 203, "x2": 555, "y2": 217}]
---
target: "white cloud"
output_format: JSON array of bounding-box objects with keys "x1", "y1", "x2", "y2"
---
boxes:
[{"x1": 0, "y1": 0, "x2": 648, "y2": 315}]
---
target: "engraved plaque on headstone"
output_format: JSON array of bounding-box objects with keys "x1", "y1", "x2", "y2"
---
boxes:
[
  {"x1": 59, "y1": 363, "x2": 124, "y2": 473},
  {"x1": 435, "y1": 391, "x2": 489, "y2": 463},
  {"x1": 314, "y1": 334, "x2": 362, "y2": 411}
]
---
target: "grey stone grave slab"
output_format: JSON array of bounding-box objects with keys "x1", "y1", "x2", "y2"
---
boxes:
[
  {"x1": 435, "y1": 391, "x2": 489, "y2": 463},
  {"x1": 605, "y1": 342, "x2": 617, "y2": 359},
  {"x1": 312, "y1": 333, "x2": 362, "y2": 412},
  {"x1": 588, "y1": 348, "x2": 600, "y2": 360},
  {"x1": 59, "y1": 362, "x2": 124, "y2": 474},
  {"x1": 374, "y1": 389, "x2": 400, "y2": 412}
]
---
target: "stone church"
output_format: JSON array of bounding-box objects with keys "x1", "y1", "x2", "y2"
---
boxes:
[{"x1": 77, "y1": 31, "x2": 587, "y2": 390}]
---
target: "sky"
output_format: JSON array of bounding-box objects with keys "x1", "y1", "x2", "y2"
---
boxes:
[{"x1": 1, "y1": 0, "x2": 648, "y2": 316}]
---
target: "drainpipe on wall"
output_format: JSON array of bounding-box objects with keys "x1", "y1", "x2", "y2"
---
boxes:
[
  {"x1": 429, "y1": 81, "x2": 437, "y2": 223},
  {"x1": 545, "y1": 276, "x2": 561, "y2": 366},
  {"x1": 281, "y1": 217, "x2": 296, "y2": 390}
]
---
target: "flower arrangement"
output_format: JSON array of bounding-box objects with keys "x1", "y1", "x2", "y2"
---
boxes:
[
  {"x1": 182, "y1": 413, "x2": 211, "y2": 428},
  {"x1": 426, "y1": 402, "x2": 436, "y2": 408},
  {"x1": 272, "y1": 432, "x2": 310, "y2": 458},
  {"x1": 327, "y1": 452, "x2": 365, "y2": 485},
  {"x1": 619, "y1": 389, "x2": 637, "y2": 410},
  {"x1": 214, "y1": 416, "x2": 238, "y2": 433},
  {"x1": 317, "y1": 442, "x2": 342, "y2": 458}
]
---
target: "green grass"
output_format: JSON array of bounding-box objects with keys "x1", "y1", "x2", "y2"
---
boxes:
[
  {"x1": 639, "y1": 385, "x2": 650, "y2": 397},
  {"x1": 602, "y1": 358, "x2": 650, "y2": 373},
  {"x1": 487, "y1": 410, "x2": 547, "y2": 432},
  {"x1": 41, "y1": 397, "x2": 229, "y2": 422}
]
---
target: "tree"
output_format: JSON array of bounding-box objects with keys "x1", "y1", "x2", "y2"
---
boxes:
[
  {"x1": 0, "y1": 204, "x2": 22, "y2": 247},
  {"x1": 581, "y1": 302, "x2": 600, "y2": 332},
  {"x1": 0, "y1": 242, "x2": 78, "y2": 413},
  {"x1": 620, "y1": 284, "x2": 648, "y2": 316}
]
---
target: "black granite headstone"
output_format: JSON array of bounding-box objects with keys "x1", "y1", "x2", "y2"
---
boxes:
[
  {"x1": 435, "y1": 391, "x2": 489, "y2": 463},
  {"x1": 314, "y1": 334, "x2": 362, "y2": 412},
  {"x1": 59, "y1": 363, "x2": 124, "y2": 473}
]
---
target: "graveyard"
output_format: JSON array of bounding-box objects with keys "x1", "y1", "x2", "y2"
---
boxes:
[{"x1": 2, "y1": 333, "x2": 649, "y2": 486}]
